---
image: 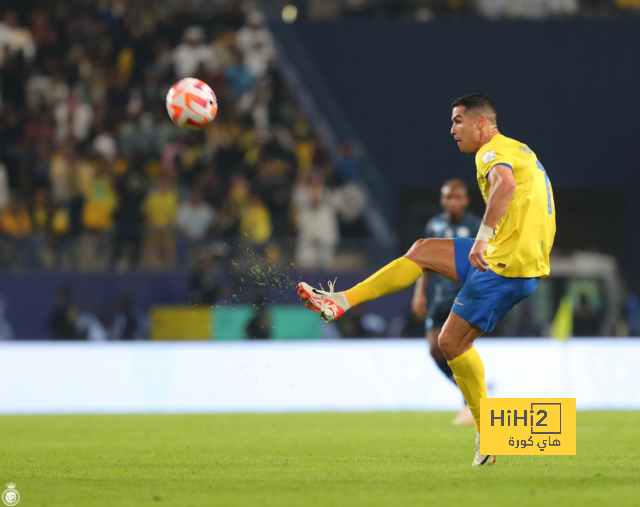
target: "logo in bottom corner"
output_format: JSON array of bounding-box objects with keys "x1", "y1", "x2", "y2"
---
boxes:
[
  {"x1": 2, "y1": 484, "x2": 19, "y2": 506},
  {"x1": 480, "y1": 398, "x2": 576, "y2": 455}
]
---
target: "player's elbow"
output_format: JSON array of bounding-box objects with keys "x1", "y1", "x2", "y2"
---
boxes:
[
  {"x1": 498, "y1": 177, "x2": 516, "y2": 196},
  {"x1": 506, "y1": 181, "x2": 517, "y2": 196}
]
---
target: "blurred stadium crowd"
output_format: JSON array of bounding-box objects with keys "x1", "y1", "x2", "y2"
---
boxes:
[
  {"x1": 0, "y1": 0, "x2": 367, "y2": 272},
  {"x1": 293, "y1": 0, "x2": 640, "y2": 20}
]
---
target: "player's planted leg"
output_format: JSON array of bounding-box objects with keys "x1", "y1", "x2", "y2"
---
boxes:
[
  {"x1": 438, "y1": 312, "x2": 496, "y2": 466},
  {"x1": 427, "y1": 329, "x2": 474, "y2": 425}
]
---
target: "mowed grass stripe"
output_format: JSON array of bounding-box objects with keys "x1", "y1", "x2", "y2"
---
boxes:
[{"x1": 0, "y1": 412, "x2": 638, "y2": 507}]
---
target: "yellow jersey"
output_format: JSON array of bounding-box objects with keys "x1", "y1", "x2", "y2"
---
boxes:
[{"x1": 475, "y1": 134, "x2": 556, "y2": 278}]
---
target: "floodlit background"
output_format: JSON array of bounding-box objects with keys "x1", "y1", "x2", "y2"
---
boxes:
[{"x1": 0, "y1": 0, "x2": 639, "y2": 412}]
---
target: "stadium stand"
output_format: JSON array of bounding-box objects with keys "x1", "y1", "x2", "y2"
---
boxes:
[{"x1": 0, "y1": 0, "x2": 367, "y2": 271}]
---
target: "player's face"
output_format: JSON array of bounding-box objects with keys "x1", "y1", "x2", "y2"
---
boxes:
[
  {"x1": 451, "y1": 106, "x2": 480, "y2": 153},
  {"x1": 441, "y1": 185, "x2": 469, "y2": 216}
]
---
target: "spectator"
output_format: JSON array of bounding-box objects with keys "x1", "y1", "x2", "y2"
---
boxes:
[
  {"x1": 53, "y1": 91, "x2": 94, "y2": 144},
  {"x1": 31, "y1": 188, "x2": 54, "y2": 266},
  {"x1": 120, "y1": 113, "x2": 164, "y2": 158},
  {"x1": 31, "y1": 188, "x2": 51, "y2": 234},
  {"x1": 399, "y1": 311, "x2": 426, "y2": 338},
  {"x1": 331, "y1": 172, "x2": 366, "y2": 238},
  {"x1": 189, "y1": 254, "x2": 222, "y2": 305},
  {"x1": 112, "y1": 160, "x2": 149, "y2": 269},
  {"x1": 26, "y1": 70, "x2": 68, "y2": 112},
  {"x1": 111, "y1": 294, "x2": 147, "y2": 340},
  {"x1": 236, "y1": 11, "x2": 274, "y2": 77},
  {"x1": 336, "y1": 303, "x2": 368, "y2": 338},
  {"x1": 1, "y1": 193, "x2": 32, "y2": 237},
  {"x1": 225, "y1": 50, "x2": 257, "y2": 99},
  {"x1": 0, "y1": 193, "x2": 38, "y2": 268},
  {"x1": 92, "y1": 128, "x2": 118, "y2": 162},
  {"x1": 82, "y1": 161, "x2": 117, "y2": 231},
  {"x1": 175, "y1": 187, "x2": 215, "y2": 266},
  {"x1": 334, "y1": 143, "x2": 359, "y2": 181},
  {"x1": 245, "y1": 307, "x2": 272, "y2": 339},
  {"x1": 238, "y1": 76, "x2": 273, "y2": 129},
  {"x1": 172, "y1": 26, "x2": 215, "y2": 78},
  {"x1": 0, "y1": 295, "x2": 14, "y2": 340},
  {"x1": 294, "y1": 174, "x2": 339, "y2": 269},
  {"x1": 49, "y1": 141, "x2": 94, "y2": 206},
  {"x1": 50, "y1": 204, "x2": 73, "y2": 268},
  {"x1": 47, "y1": 286, "x2": 79, "y2": 340},
  {"x1": 0, "y1": 10, "x2": 36, "y2": 67},
  {"x1": 76, "y1": 311, "x2": 108, "y2": 341},
  {"x1": 80, "y1": 160, "x2": 117, "y2": 268},
  {"x1": 240, "y1": 193, "x2": 272, "y2": 248},
  {"x1": 573, "y1": 294, "x2": 601, "y2": 337},
  {"x1": 245, "y1": 296, "x2": 271, "y2": 339},
  {"x1": 0, "y1": 0, "x2": 339, "y2": 273},
  {"x1": 143, "y1": 177, "x2": 178, "y2": 267}
]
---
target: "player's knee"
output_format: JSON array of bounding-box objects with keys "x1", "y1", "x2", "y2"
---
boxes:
[
  {"x1": 414, "y1": 238, "x2": 433, "y2": 251},
  {"x1": 437, "y1": 330, "x2": 456, "y2": 358},
  {"x1": 406, "y1": 238, "x2": 434, "y2": 259}
]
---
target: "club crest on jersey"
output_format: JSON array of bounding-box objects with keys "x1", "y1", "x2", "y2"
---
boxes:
[{"x1": 483, "y1": 151, "x2": 496, "y2": 164}]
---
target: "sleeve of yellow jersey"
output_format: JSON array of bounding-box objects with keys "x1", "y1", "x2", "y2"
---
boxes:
[{"x1": 477, "y1": 145, "x2": 515, "y2": 180}]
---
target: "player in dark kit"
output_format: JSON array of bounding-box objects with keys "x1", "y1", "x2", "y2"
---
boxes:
[{"x1": 411, "y1": 180, "x2": 481, "y2": 425}]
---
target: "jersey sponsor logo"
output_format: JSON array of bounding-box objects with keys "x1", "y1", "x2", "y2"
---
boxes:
[
  {"x1": 482, "y1": 150, "x2": 497, "y2": 164},
  {"x1": 519, "y1": 146, "x2": 533, "y2": 155},
  {"x1": 497, "y1": 263, "x2": 507, "y2": 268}
]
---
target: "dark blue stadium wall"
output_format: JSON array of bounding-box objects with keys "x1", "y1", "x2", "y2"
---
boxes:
[
  {"x1": 0, "y1": 270, "x2": 411, "y2": 339},
  {"x1": 0, "y1": 272, "x2": 189, "y2": 339},
  {"x1": 285, "y1": 19, "x2": 640, "y2": 280}
]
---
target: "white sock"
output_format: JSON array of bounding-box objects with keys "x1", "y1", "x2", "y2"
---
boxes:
[{"x1": 333, "y1": 292, "x2": 351, "y2": 311}]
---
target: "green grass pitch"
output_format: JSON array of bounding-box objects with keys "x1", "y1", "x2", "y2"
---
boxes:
[{"x1": 1, "y1": 411, "x2": 639, "y2": 507}]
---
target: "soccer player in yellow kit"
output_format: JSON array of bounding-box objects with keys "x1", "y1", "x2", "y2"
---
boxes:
[{"x1": 297, "y1": 94, "x2": 556, "y2": 466}]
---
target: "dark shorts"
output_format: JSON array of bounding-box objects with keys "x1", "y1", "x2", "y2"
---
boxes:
[
  {"x1": 425, "y1": 300, "x2": 454, "y2": 332},
  {"x1": 452, "y1": 238, "x2": 540, "y2": 332}
]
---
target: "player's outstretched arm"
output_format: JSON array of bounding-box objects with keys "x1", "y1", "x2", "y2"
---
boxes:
[{"x1": 469, "y1": 165, "x2": 516, "y2": 271}]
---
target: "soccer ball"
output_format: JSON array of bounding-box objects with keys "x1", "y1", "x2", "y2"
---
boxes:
[{"x1": 166, "y1": 78, "x2": 218, "y2": 130}]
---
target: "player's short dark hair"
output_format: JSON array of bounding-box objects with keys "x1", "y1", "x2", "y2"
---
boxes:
[
  {"x1": 442, "y1": 179, "x2": 468, "y2": 194},
  {"x1": 452, "y1": 94, "x2": 497, "y2": 125}
]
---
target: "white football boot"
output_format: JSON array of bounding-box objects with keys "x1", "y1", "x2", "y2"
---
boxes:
[
  {"x1": 472, "y1": 433, "x2": 497, "y2": 467},
  {"x1": 296, "y1": 280, "x2": 350, "y2": 323}
]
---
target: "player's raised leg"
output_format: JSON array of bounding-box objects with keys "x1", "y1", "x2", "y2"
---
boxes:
[{"x1": 297, "y1": 239, "x2": 458, "y2": 323}]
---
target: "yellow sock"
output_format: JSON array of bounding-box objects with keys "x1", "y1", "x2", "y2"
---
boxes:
[
  {"x1": 448, "y1": 347, "x2": 488, "y2": 432},
  {"x1": 343, "y1": 257, "x2": 423, "y2": 307}
]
